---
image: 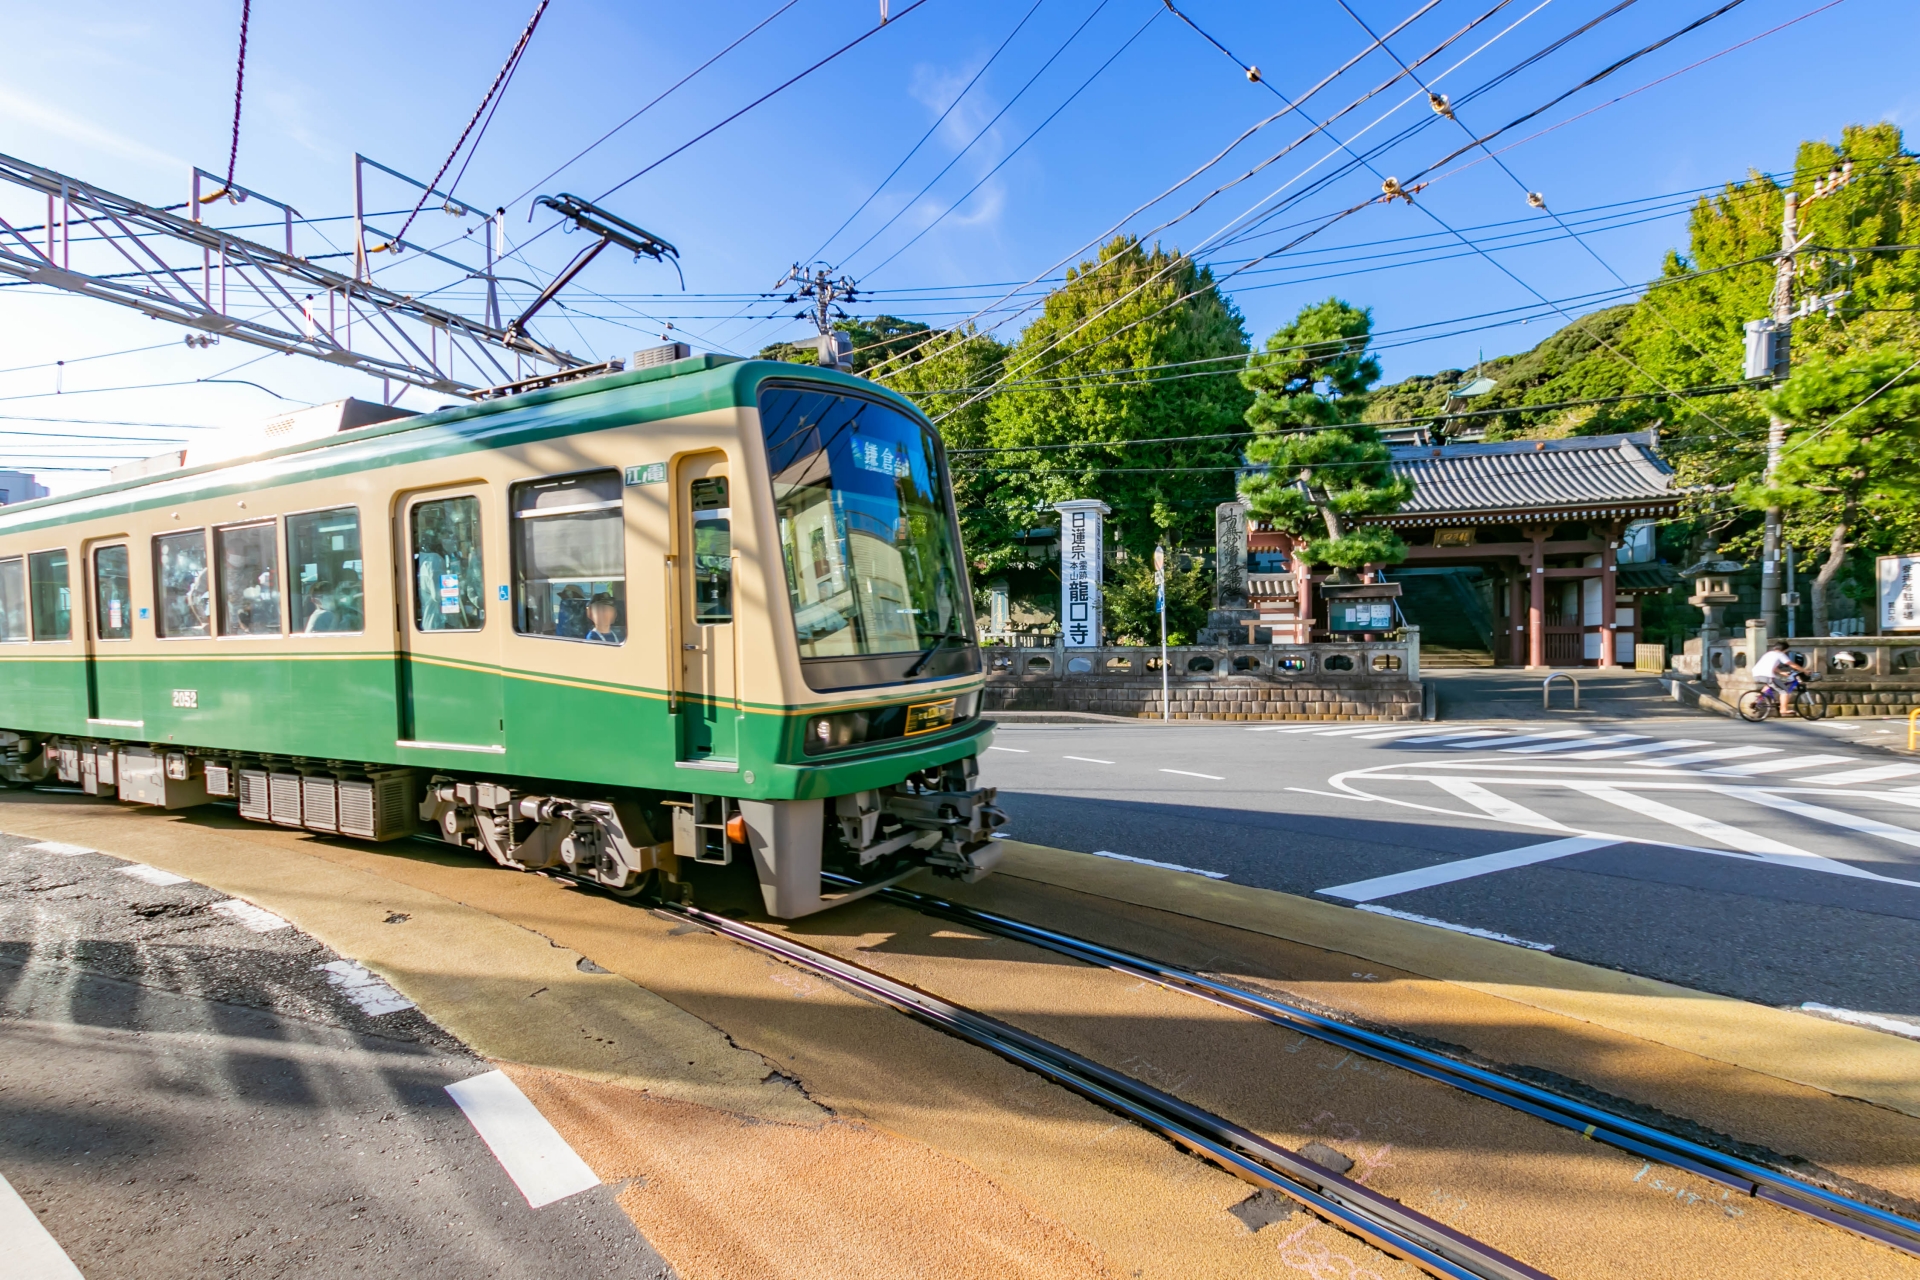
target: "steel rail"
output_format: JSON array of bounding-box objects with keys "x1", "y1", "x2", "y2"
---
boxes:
[
  {"x1": 852, "y1": 878, "x2": 1920, "y2": 1260},
  {"x1": 662, "y1": 901, "x2": 1552, "y2": 1280}
]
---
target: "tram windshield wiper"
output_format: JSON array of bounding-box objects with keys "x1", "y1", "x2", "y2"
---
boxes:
[{"x1": 903, "y1": 629, "x2": 968, "y2": 678}]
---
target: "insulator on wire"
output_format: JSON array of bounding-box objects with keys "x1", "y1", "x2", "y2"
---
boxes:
[
  {"x1": 1428, "y1": 92, "x2": 1452, "y2": 119},
  {"x1": 1246, "y1": 65, "x2": 1261, "y2": 83},
  {"x1": 1380, "y1": 177, "x2": 1410, "y2": 203},
  {"x1": 1527, "y1": 192, "x2": 1546, "y2": 209}
]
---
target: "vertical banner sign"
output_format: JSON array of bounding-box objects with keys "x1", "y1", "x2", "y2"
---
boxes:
[
  {"x1": 1053, "y1": 499, "x2": 1110, "y2": 649},
  {"x1": 1880, "y1": 555, "x2": 1920, "y2": 631},
  {"x1": 988, "y1": 579, "x2": 1011, "y2": 637},
  {"x1": 1154, "y1": 545, "x2": 1168, "y2": 721}
]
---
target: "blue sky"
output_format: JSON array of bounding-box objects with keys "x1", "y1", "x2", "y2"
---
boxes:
[{"x1": 0, "y1": 0, "x2": 1914, "y2": 490}]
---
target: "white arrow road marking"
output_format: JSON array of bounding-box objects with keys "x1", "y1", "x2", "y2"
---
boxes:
[
  {"x1": 446, "y1": 1070, "x2": 600, "y2": 1209},
  {"x1": 1319, "y1": 835, "x2": 1618, "y2": 901},
  {"x1": 0, "y1": 1171, "x2": 83, "y2": 1279},
  {"x1": 1566, "y1": 783, "x2": 1899, "y2": 883},
  {"x1": 1428, "y1": 778, "x2": 1573, "y2": 830}
]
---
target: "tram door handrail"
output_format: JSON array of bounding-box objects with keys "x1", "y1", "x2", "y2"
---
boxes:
[{"x1": 1543, "y1": 671, "x2": 1580, "y2": 710}]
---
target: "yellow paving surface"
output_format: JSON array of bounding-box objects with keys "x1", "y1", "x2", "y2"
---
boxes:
[
  {"x1": 982, "y1": 839, "x2": 1920, "y2": 1120},
  {"x1": 7, "y1": 796, "x2": 1917, "y2": 1278}
]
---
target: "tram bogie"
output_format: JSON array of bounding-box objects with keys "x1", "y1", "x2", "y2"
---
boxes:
[{"x1": 0, "y1": 354, "x2": 1005, "y2": 915}]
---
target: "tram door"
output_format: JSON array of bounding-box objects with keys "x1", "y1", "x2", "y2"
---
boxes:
[
  {"x1": 674, "y1": 453, "x2": 737, "y2": 764},
  {"x1": 396, "y1": 487, "x2": 505, "y2": 752},
  {"x1": 83, "y1": 539, "x2": 141, "y2": 731}
]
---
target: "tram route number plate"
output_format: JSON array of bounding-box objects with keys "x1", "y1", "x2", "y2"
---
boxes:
[
  {"x1": 624, "y1": 462, "x2": 668, "y2": 486},
  {"x1": 904, "y1": 698, "x2": 957, "y2": 736}
]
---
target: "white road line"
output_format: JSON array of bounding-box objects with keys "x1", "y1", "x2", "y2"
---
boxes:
[
  {"x1": 1427, "y1": 779, "x2": 1572, "y2": 830},
  {"x1": 1806, "y1": 762, "x2": 1920, "y2": 786},
  {"x1": 1285, "y1": 787, "x2": 1377, "y2": 802},
  {"x1": 1798, "y1": 1003, "x2": 1920, "y2": 1041},
  {"x1": 1161, "y1": 769, "x2": 1224, "y2": 780},
  {"x1": 1354, "y1": 905, "x2": 1555, "y2": 951},
  {"x1": 0, "y1": 1171, "x2": 84, "y2": 1279},
  {"x1": 1640, "y1": 746, "x2": 1778, "y2": 767},
  {"x1": 1391, "y1": 729, "x2": 1511, "y2": 745},
  {"x1": 119, "y1": 864, "x2": 188, "y2": 886},
  {"x1": 1702, "y1": 754, "x2": 1854, "y2": 776},
  {"x1": 1063, "y1": 755, "x2": 1115, "y2": 764},
  {"x1": 1728, "y1": 788, "x2": 1920, "y2": 851},
  {"x1": 1562, "y1": 739, "x2": 1712, "y2": 760},
  {"x1": 1087, "y1": 849, "x2": 1229, "y2": 879},
  {"x1": 211, "y1": 899, "x2": 291, "y2": 933},
  {"x1": 1318, "y1": 835, "x2": 1617, "y2": 901},
  {"x1": 1504, "y1": 733, "x2": 1645, "y2": 755},
  {"x1": 315, "y1": 960, "x2": 416, "y2": 1016},
  {"x1": 445, "y1": 1070, "x2": 601, "y2": 1209},
  {"x1": 987, "y1": 746, "x2": 1029, "y2": 753},
  {"x1": 25, "y1": 841, "x2": 94, "y2": 856},
  {"x1": 1350, "y1": 725, "x2": 1477, "y2": 740},
  {"x1": 1566, "y1": 783, "x2": 1828, "y2": 861}
]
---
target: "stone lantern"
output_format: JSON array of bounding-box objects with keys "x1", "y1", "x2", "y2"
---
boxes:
[{"x1": 1683, "y1": 558, "x2": 1744, "y2": 648}]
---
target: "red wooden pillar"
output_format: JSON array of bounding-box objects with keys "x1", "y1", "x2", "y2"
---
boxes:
[{"x1": 1526, "y1": 527, "x2": 1548, "y2": 668}]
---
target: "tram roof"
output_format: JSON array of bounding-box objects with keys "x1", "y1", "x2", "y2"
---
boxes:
[{"x1": 0, "y1": 356, "x2": 925, "y2": 537}]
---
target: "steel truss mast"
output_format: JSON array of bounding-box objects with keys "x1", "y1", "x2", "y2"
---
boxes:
[{"x1": 0, "y1": 150, "x2": 592, "y2": 396}]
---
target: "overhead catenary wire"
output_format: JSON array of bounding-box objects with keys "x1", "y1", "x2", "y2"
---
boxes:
[
  {"x1": 392, "y1": 0, "x2": 550, "y2": 246},
  {"x1": 220, "y1": 0, "x2": 252, "y2": 193}
]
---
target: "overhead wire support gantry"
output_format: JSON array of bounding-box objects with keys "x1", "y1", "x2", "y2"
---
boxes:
[{"x1": 0, "y1": 149, "x2": 593, "y2": 399}]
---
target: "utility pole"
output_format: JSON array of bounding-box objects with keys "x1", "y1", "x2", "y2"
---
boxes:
[
  {"x1": 1752, "y1": 161, "x2": 1852, "y2": 639},
  {"x1": 776, "y1": 262, "x2": 858, "y2": 371}
]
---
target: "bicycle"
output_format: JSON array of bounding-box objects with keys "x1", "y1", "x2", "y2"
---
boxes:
[{"x1": 1737, "y1": 668, "x2": 1825, "y2": 722}]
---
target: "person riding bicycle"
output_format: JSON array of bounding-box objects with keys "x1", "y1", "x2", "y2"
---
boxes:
[{"x1": 1750, "y1": 639, "x2": 1809, "y2": 715}]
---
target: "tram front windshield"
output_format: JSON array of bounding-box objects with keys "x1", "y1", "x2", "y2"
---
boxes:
[{"x1": 760, "y1": 385, "x2": 967, "y2": 662}]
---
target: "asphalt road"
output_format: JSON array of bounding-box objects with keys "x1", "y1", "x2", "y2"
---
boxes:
[
  {"x1": 0, "y1": 832, "x2": 672, "y2": 1280},
  {"x1": 978, "y1": 711, "x2": 1920, "y2": 1026}
]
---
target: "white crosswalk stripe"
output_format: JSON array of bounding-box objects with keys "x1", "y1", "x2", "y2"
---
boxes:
[
  {"x1": 1503, "y1": 733, "x2": 1644, "y2": 755},
  {"x1": 1319, "y1": 836, "x2": 1618, "y2": 901},
  {"x1": 1454, "y1": 730, "x2": 1593, "y2": 749},
  {"x1": 1562, "y1": 738, "x2": 1712, "y2": 759},
  {"x1": 1567, "y1": 782, "x2": 1808, "y2": 857},
  {"x1": 1703, "y1": 754, "x2": 1855, "y2": 776},
  {"x1": 1806, "y1": 762, "x2": 1920, "y2": 786},
  {"x1": 1729, "y1": 789, "x2": 1920, "y2": 855},
  {"x1": 1640, "y1": 746, "x2": 1778, "y2": 767},
  {"x1": 1429, "y1": 778, "x2": 1571, "y2": 830}
]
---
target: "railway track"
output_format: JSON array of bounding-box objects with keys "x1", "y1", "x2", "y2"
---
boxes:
[
  {"x1": 663, "y1": 899, "x2": 1552, "y2": 1280},
  {"x1": 832, "y1": 876, "x2": 1920, "y2": 1263}
]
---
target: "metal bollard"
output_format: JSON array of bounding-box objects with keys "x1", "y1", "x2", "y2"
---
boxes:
[{"x1": 1543, "y1": 672, "x2": 1580, "y2": 711}]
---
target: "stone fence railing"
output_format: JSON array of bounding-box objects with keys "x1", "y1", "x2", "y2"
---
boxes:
[
  {"x1": 983, "y1": 632, "x2": 1423, "y2": 722},
  {"x1": 1687, "y1": 634, "x2": 1920, "y2": 717}
]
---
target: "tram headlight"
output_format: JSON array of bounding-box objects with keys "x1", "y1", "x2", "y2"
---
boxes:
[{"x1": 805, "y1": 712, "x2": 868, "y2": 754}]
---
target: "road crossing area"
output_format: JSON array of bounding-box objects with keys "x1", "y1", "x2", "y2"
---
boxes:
[{"x1": 979, "y1": 717, "x2": 1920, "y2": 1030}]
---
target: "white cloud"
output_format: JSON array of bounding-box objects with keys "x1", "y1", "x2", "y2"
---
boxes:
[{"x1": 0, "y1": 84, "x2": 185, "y2": 172}]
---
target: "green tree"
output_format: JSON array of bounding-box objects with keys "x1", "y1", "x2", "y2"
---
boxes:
[
  {"x1": 1745, "y1": 348, "x2": 1920, "y2": 633},
  {"x1": 1103, "y1": 551, "x2": 1211, "y2": 646},
  {"x1": 963, "y1": 236, "x2": 1254, "y2": 570},
  {"x1": 1239, "y1": 298, "x2": 1411, "y2": 573}
]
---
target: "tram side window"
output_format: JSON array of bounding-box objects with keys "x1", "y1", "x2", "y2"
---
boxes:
[
  {"x1": 154, "y1": 530, "x2": 211, "y2": 638},
  {"x1": 28, "y1": 549, "x2": 70, "y2": 640},
  {"x1": 0, "y1": 557, "x2": 26, "y2": 641},
  {"x1": 287, "y1": 507, "x2": 364, "y2": 634},
  {"x1": 94, "y1": 545, "x2": 131, "y2": 640},
  {"x1": 214, "y1": 522, "x2": 282, "y2": 636},
  {"x1": 691, "y1": 477, "x2": 732, "y2": 625},
  {"x1": 511, "y1": 470, "x2": 624, "y2": 644},
  {"x1": 412, "y1": 496, "x2": 484, "y2": 631}
]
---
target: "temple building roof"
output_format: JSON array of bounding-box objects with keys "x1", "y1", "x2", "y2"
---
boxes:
[{"x1": 1371, "y1": 430, "x2": 1684, "y2": 527}]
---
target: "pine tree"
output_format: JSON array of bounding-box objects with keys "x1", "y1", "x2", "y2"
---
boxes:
[{"x1": 1239, "y1": 298, "x2": 1411, "y2": 573}]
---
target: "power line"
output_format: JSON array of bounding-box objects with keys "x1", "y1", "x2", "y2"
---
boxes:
[
  {"x1": 221, "y1": 0, "x2": 252, "y2": 193},
  {"x1": 394, "y1": 0, "x2": 550, "y2": 246}
]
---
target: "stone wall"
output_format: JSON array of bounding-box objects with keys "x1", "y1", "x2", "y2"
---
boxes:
[
  {"x1": 1706, "y1": 635, "x2": 1920, "y2": 717},
  {"x1": 984, "y1": 643, "x2": 1424, "y2": 722}
]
